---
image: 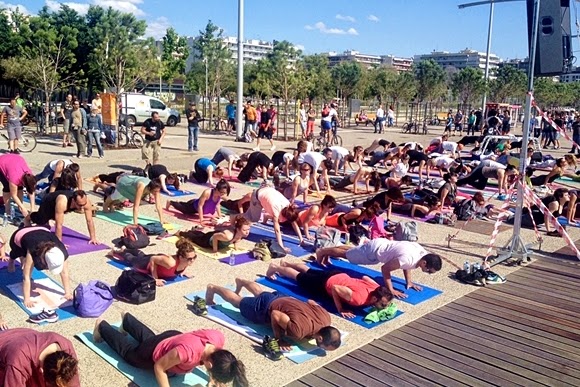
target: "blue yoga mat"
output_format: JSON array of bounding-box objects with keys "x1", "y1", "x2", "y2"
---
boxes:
[
  {"x1": 558, "y1": 216, "x2": 580, "y2": 228},
  {"x1": 76, "y1": 323, "x2": 208, "y2": 386},
  {"x1": 311, "y1": 258, "x2": 442, "y2": 305},
  {"x1": 161, "y1": 185, "x2": 194, "y2": 197},
  {"x1": 256, "y1": 275, "x2": 402, "y2": 329},
  {"x1": 246, "y1": 225, "x2": 312, "y2": 257},
  {"x1": 0, "y1": 266, "x2": 77, "y2": 324},
  {"x1": 185, "y1": 291, "x2": 330, "y2": 364},
  {"x1": 105, "y1": 260, "x2": 191, "y2": 285}
]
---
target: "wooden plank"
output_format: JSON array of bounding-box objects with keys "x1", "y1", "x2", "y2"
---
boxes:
[
  {"x1": 313, "y1": 367, "x2": 364, "y2": 387},
  {"x1": 323, "y1": 361, "x2": 388, "y2": 387},
  {"x1": 416, "y1": 313, "x2": 580, "y2": 384},
  {"x1": 467, "y1": 290, "x2": 580, "y2": 332},
  {"x1": 441, "y1": 302, "x2": 578, "y2": 353},
  {"x1": 496, "y1": 280, "x2": 580, "y2": 305},
  {"x1": 522, "y1": 263, "x2": 580, "y2": 284},
  {"x1": 508, "y1": 270, "x2": 580, "y2": 294},
  {"x1": 336, "y1": 355, "x2": 416, "y2": 387},
  {"x1": 286, "y1": 379, "x2": 314, "y2": 387},
  {"x1": 389, "y1": 327, "x2": 518, "y2": 386},
  {"x1": 429, "y1": 310, "x2": 580, "y2": 365},
  {"x1": 527, "y1": 262, "x2": 580, "y2": 281},
  {"x1": 296, "y1": 374, "x2": 337, "y2": 387},
  {"x1": 398, "y1": 318, "x2": 554, "y2": 387}
]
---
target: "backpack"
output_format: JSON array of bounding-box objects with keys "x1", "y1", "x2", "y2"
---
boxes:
[
  {"x1": 140, "y1": 222, "x2": 165, "y2": 235},
  {"x1": 115, "y1": 270, "x2": 156, "y2": 304},
  {"x1": 73, "y1": 280, "x2": 114, "y2": 317},
  {"x1": 314, "y1": 226, "x2": 341, "y2": 250},
  {"x1": 260, "y1": 238, "x2": 286, "y2": 259},
  {"x1": 393, "y1": 221, "x2": 418, "y2": 242},
  {"x1": 454, "y1": 198, "x2": 476, "y2": 221},
  {"x1": 121, "y1": 225, "x2": 150, "y2": 249},
  {"x1": 369, "y1": 215, "x2": 388, "y2": 239},
  {"x1": 131, "y1": 168, "x2": 147, "y2": 177},
  {"x1": 252, "y1": 242, "x2": 272, "y2": 261},
  {"x1": 348, "y1": 224, "x2": 369, "y2": 246},
  {"x1": 321, "y1": 108, "x2": 330, "y2": 118}
]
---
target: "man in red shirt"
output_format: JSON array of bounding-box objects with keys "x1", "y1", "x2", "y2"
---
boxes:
[{"x1": 266, "y1": 259, "x2": 393, "y2": 318}]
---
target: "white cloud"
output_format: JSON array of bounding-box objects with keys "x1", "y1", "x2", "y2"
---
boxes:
[
  {"x1": 44, "y1": 0, "x2": 145, "y2": 17},
  {"x1": 336, "y1": 14, "x2": 355, "y2": 23},
  {"x1": 145, "y1": 16, "x2": 171, "y2": 40},
  {"x1": 294, "y1": 44, "x2": 305, "y2": 51},
  {"x1": 305, "y1": 22, "x2": 359, "y2": 36},
  {"x1": 0, "y1": 1, "x2": 31, "y2": 15},
  {"x1": 367, "y1": 14, "x2": 380, "y2": 22}
]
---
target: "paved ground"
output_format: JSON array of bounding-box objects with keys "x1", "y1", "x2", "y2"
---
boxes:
[{"x1": 0, "y1": 121, "x2": 577, "y2": 387}]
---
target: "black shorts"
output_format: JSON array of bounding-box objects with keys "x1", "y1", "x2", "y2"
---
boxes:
[
  {"x1": 239, "y1": 291, "x2": 284, "y2": 324},
  {"x1": 296, "y1": 269, "x2": 341, "y2": 296},
  {"x1": 258, "y1": 126, "x2": 272, "y2": 139},
  {"x1": 378, "y1": 139, "x2": 389, "y2": 147},
  {"x1": 29, "y1": 206, "x2": 54, "y2": 225},
  {"x1": 0, "y1": 172, "x2": 22, "y2": 193},
  {"x1": 228, "y1": 118, "x2": 236, "y2": 127}
]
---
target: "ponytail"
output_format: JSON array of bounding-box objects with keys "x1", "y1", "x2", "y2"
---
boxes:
[{"x1": 208, "y1": 350, "x2": 249, "y2": 387}]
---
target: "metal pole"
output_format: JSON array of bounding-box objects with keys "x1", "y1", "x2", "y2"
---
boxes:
[
  {"x1": 205, "y1": 58, "x2": 209, "y2": 130},
  {"x1": 236, "y1": 0, "x2": 245, "y2": 140},
  {"x1": 496, "y1": 0, "x2": 540, "y2": 264},
  {"x1": 481, "y1": 1, "x2": 494, "y2": 114}
]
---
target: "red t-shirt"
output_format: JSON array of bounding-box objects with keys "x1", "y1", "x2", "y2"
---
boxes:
[
  {"x1": 152, "y1": 329, "x2": 224, "y2": 374},
  {"x1": 324, "y1": 273, "x2": 378, "y2": 307},
  {"x1": 0, "y1": 153, "x2": 32, "y2": 186},
  {"x1": 0, "y1": 328, "x2": 81, "y2": 387}
]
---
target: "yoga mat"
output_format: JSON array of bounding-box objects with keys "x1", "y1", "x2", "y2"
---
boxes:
[
  {"x1": 558, "y1": 216, "x2": 580, "y2": 228},
  {"x1": 255, "y1": 275, "x2": 403, "y2": 329},
  {"x1": 105, "y1": 259, "x2": 192, "y2": 284},
  {"x1": 94, "y1": 210, "x2": 180, "y2": 230},
  {"x1": 56, "y1": 226, "x2": 110, "y2": 256},
  {"x1": 76, "y1": 324, "x2": 209, "y2": 387},
  {"x1": 246, "y1": 225, "x2": 312, "y2": 257},
  {"x1": 160, "y1": 235, "x2": 251, "y2": 261},
  {"x1": 310, "y1": 258, "x2": 442, "y2": 305},
  {"x1": 185, "y1": 291, "x2": 335, "y2": 363},
  {"x1": 217, "y1": 252, "x2": 256, "y2": 266},
  {"x1": 161, "y1": 185, "x2": 194, "y2": 197},
  {"x1": 0, "y1": 266, "x2": 76, "y2": 323},
  {"x1": 163, "y1": 207, "x2": 223, "y2": 226}
]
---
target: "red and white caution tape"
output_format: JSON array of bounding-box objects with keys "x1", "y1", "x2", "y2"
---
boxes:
[{"x1": 530, "y1": 95, "x2": 580, "y2": 150}]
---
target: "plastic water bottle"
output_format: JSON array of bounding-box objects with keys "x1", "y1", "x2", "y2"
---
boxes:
[
  {"x1": 2, "y1": 212, "x2": 7, "y2": 227},
  {"x1": 473, "y1": 262, "x2": 481, "y2": 272},
  {"x1": 438, "y1": 215, "x2": 444, "y2": 224},
  {"x1": 463, "y1": 261, "x2": 471, "y2": 273},
  {"x1": 229, "y1": 250, "x2": 236, "y2": 266}
]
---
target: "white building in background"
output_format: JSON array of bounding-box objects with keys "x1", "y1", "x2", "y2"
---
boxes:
[
  {"x1": 414, "y1": 48, "x2": 500, "y2": 71},
  {"x1": 327, "y1": 50, "x2": 382, "y2": 68},
  {"x1": 559, "y1": 68, "x2": 580, "y2": 83},
  {"x1": 381, "y1": 55, "x2": 413, "y2": 72}
]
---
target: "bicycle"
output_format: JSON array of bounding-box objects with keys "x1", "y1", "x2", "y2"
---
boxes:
[
  {"x1": 314, "y1": 125, "x2": 342, "y2": 149},
  {"x1": 118, "y1": 124, "x2": 144, "y2": 148},
  {"x1": 0, "y1": 128, "x2": 37, "y2": 152}
]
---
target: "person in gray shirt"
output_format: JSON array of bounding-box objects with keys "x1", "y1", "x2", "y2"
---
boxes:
[{"x1": 1, "y1": 97, "x2": 27, "y2": 154}]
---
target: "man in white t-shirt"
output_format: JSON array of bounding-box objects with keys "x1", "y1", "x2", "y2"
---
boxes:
[
  {"x1": 428, "y1": 155, "x2": 459, "y2": 175},
  {"x1": 316, "y1": 239, "x2": 442, "y2": 299},
  {"x1": 440, "y1": 141, "x2": 464, "y2": 157},
  {"x1": 375, "y1": 104, "x2": 385, "y2": 134},
  {"x1": 327, "y1": 146, "x2": 349, "y2": 174}
]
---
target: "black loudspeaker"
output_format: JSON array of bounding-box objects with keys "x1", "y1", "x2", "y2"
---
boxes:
[{"x1": 527, "y1": 0, "x2": 572, "y2": 76}]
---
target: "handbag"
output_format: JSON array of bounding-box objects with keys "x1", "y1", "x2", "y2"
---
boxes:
[
  {"x1": 73, "y1": 280, "x2": 114, "y2": 317},
  {"x1": 115, "y1": 270, "x2": 156, "y2": 304},
  {"x1": 260, "y1": 238, "x2": 286, "y2": 258}
]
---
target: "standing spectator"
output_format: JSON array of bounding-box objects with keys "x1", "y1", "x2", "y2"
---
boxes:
[
  {"x1": 467, "y1": 110, "x2": 476, "y2": 135},
  {"x1": 14, "y1": 92, "x2": 25, "y2": 108},
  {"x1": 387, "y1": 105, "x2": 395, "y2": 127},
  {"x1": 225, "y1": 99, "x2": 236, "y2": 135},
  {"x1": 81, "y1": 100, "x2": 90, "y2": 115},
  {"x1": 254, "y1": 105, "x2": 275, "y2": 151},
  {"x1": 501, "y1": 110, "x2": 511, "y2": 135},
  {"x1": 572, "y1": 115, "x2": 580, "y2": 155},
  {"x1": 86, "y1": 108, "x2": 104, "y2": 158},
  {"x1": 91, "y1": 93, "x2": 102, "y2": 115},
  {"x1": 243, "y1": 100, "x2": 257, "y2": 141},
  {"x1": 187, "y1": 102, "x2": 201, "y2": 152},
  {"x1": 1, "y1": 97, "x2": 27, "y2": 154},
  {"x1": 474, "y1": 109, "x2": 483, "y2": 134},
  {"x1": 443, "y1": 110, "x2": 453, "y2": 135},
  {"x1": 60, "y1": 94, "x2": 73, "y2": 148},
  {"x1": 553, "y1": 113, "x2": 564, "y2": 150},
  {"x1": 374, "y1": 104, "x2": 385, "y2": 134},
  {"x1": 306, "y1": 105, "x2": 316, "y2": 139},
  {"x1": 140, "y1": 112, "x2": 166, "y2": 168},
  {"x1": 541, "y1": 113, "x2": 553, "y2": 148},
  {"x1": 70, "y1": 100, "x2": 87, "y2": 158},
  {"x1": 299, "y1": 102, "x2": 307, "y2": 139},
  {"x1": 454, "y1": 109, "x2": 463, "y2": 135}
]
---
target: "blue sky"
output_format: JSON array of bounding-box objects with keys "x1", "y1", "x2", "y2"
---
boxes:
[{"x1": 11, "y1": 0, "x2": 566, "y2": 60}]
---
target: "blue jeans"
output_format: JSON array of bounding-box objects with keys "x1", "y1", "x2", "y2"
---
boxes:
[
  {"x1": 35, "y1": 163, "x2": 55, "y2": 182},
  {"x1": 188, "y1": 126, "x2": 199, "y2": 151},
  {"x1": 572, "y1": 133, "x2": 580, "y2": 153},
  {"x1": 87, "y1": 131, "x2": 104, "y2": 157}
]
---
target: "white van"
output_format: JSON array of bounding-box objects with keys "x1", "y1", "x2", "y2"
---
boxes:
[{"x1": 119, "y1": 93, "x2": 181, "y2": 127}]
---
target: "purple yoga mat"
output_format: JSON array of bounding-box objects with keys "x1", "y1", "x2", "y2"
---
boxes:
[
  {"x1": 52, "y1": 226, "x2": 110, "y2": 256},
  {"x1": 218, "y1": 252, "x2": 255, "y2": 266},
  {"x1": 0, "y1": 259, "x2": 19, "y2": 270}
]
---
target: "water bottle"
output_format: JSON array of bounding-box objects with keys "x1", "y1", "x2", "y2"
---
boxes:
[
  {"x1": 438, "y1": 215, "x2": 444, "y2": 224},
  {"x1": 463, "y1": 261, "x2": 471, "y2": 273},
  {"x1": 2, "y1": 213, "x2": 7, "y2": 227},
  {"x1": 229, "y1": 250, "x2": 236, "y2": 266},
  {"x1": 344, "y1": 232, "x2": 350, "y2": 245},
  {"x1": 473, "y1": 262, "x2": 481, "y2": 272}
]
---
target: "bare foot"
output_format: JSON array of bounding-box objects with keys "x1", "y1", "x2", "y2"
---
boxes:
[
  {"x1": 205, "y1": 284, "x2": 216, "y2": 306},
  {"x1": 93, "y1": 318, "x2": 104, "y2": 343},
  {"x1": 265, "y1": 263, "x2": 279, "y2": 280},
  {"x1": 315, "y1": 250, "x2": 326, "y2": 265},
  {"x1": 118, "y1": 312, "x2": 128, "y2": 335}
]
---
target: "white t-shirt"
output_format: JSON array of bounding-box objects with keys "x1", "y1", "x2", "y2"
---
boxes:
[
  {"x1": 283, "y1": 153, "x2": 294, "y2": 163},
  {"x1": 298, "y1": 152, "x2": 326, "y2": 170},
  {"x1": 392, "y1": 162, "x2": 408, "y2": 179},
  {"x1": 433, "y1": 156, "x2": 456, "y2": 169},
  {"x1": 441, "y1": 141, "x2": 458, "y2": 154},
  {"x1": 49, "y1": 159, "x2": 73, "y2": 171},
  {"x1": 330, "y1": 146, "x2": 349, "y2": 160},
  {"x1": 300, "y1": 108, "x2": 307, "y2": 122},
  {"x1": 322, "y1": 108, "x2": 337, "y2": 123},
  {"x1": 405, "y1": 142, "x2": 419, "y2": 151},
  {"x1": 387, "y1": 109, "x2": 394, "y2": 119},
  {"x1": 258, "y1": 187, "x2": 289, "y2": 218},
  {"x1": 376, "y1": 108, "x2": 385, "y2": 119},
  {"x1": 371, "y1": 240, "x2": 428, "y2": 269}
]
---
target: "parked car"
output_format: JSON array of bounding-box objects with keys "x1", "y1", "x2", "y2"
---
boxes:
[{"x1": 119, "y1": 93, "x2": 180, "y2": 127}]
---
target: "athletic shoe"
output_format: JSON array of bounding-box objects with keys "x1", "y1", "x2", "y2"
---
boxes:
[
  {"x1": 29, "y1": 309, "x2": 59, "y2": 324},
  {"x1": 485, "y1": 271, "x2": 506, "y2": 285},
  {"x1": 253, "y1": 147, "x2": 261, "y2": 152},
  {"x1": 262, "y1": 335, "x2": 283, "y2": 361},
  {"x1": 497, "y1": 194, "x2": 507, "y2": 201},
  {"x1": 270, "y1": 146, "x2": 276, "y2": 151},
  {"x1": 190, "y1": 296, "x2": 207, "y2": 316}
]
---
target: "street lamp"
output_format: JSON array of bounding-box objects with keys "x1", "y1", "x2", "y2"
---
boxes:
[{"x1": 236, "y1": 0, "x2": 245, "y2": 140}]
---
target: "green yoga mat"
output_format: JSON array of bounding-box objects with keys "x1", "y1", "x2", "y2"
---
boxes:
[
  {"x1": 95, "y1": 210, "x2": 181, "y2": 230},
  {"x1": 76, "y1": 323, "x2": 209, "y2": 387}
]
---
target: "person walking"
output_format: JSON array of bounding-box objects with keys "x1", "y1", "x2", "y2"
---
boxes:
[
  {"x1": 187, "y1": 102, "x2": 201, "y2": 152},
  {"x1": 70, "y1": 100, "x2": 87, "y2": 158},
  {"x1": 60, "y1": 94, "x2": 73, "y2": 148},
  {"x1": 86, "y1": 108, "x2": 104, "y2": 158},
  {"x1": 1, "y1": 97, "x2": 27, "y2": 153},
  {"x1": 140, "y1": 112, "x2": 166, "y2": 168},
  {"x1": 226, "y1": 99, "x2": 236, "y2": 135},
  {"x1": 374, "y1": 104, "x2": 385, "y2": 134}
]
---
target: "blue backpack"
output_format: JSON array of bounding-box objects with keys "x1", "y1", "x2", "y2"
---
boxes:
[{"x1": 73, "y1": 280, "x2": 114, "y2": 317}]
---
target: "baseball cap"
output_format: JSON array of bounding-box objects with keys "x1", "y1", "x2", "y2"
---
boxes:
[{"x1": 45, "y1": 247, "x2": 65, "y2": 275}]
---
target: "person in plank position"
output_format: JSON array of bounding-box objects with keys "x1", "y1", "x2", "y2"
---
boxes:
[
  {"x1": 265, "y1": 259, "x2": 393, "y2": 318},
  {"x1": 198, "y1": 278, "x2": 341, "y2": 360},
  {"x1": 316, "y1": 239, "x2": 442, "y2": 299}
]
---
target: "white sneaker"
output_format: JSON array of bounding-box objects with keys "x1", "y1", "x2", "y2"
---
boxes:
[
  {"x1": 270, "y1": 146, "x2": 276, "y2": 151},
  {"x1": 253, "y1": 147, "x2": 260, "y2": 151}
]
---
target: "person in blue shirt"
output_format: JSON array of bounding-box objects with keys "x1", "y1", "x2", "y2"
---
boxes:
[
  {"x1": 226, "y1": 100, "x2": 236, "y2": 135},
  {"x1": 190, "y1": 158, "x2": 224, "y2": 186}
]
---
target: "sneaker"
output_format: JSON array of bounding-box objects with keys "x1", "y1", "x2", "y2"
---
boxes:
[
  {"x1": 547, "y1": 230, "x2": 561, "y2": 237},
  {"x1": 253, "y1": 147, "x2": 260, "y2": 152},
  {"x1": 190, "y1": 296, "x2": 207, "y2": 316},
  {"x1": 270, "y1": 145, "x2": 276, "y2": 151},
  {"x1": 497, "y1": 194, "x2": 507, "y2": 201},
  {"x1": 13, "y1": 149, "x2": 19, "y2": 154},
  {"x1": 29, "y1": 309, "x2": 59, "y2": 324},
  {"x1": 262, "y1": 335, "x2": 284, "y2": 361},
  {"x1": 485, "y1": 271, "x2": 506, "y2": 285}
]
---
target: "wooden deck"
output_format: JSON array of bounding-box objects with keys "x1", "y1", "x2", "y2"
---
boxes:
[{"x1": 288, "y1": 258, "x2": 580, "y2": 387}]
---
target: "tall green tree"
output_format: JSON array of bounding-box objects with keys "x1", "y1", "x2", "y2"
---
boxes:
[
  {"x1": 450, "y1": 67, "x2": 486, "y2": 105},
  {"x1": 302, "y1": 54, "x2": 333, "y2": 102},
  {"x1": 367, "y1": 66, "x2": 398, "y2": 103},
  {"x1": 533, "y1": 77, "x2": 559, "y2": 108},
  {"x1": 413, "y1": 59, "x2": 446, "y2": 102},
  {"x1": 161, "y1": 27, "x2": 189, "y2": 98},
  {"x1": 489, "y1": 65, "x2": 527, "y2": 103},
  {"x1": 387, "y1": 71, "x2": 417, "y2": 103},
  {"x1": 331, "y1": 61, "x2": 363, "y2": 101},
  {"x1": 243, "y1": 59, "x2": 273, "y2": 99}
]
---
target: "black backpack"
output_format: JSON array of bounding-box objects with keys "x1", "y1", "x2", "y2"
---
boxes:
[
  {"x1": 115, "y1": 270, "x2": 156, "y2": 304},
  {"x1": 454, "y1": 198, "x2": 476, "y2": 221}
]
